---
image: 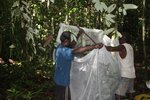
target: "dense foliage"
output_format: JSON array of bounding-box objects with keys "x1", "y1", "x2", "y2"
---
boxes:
[{"x1": 0, "y1": 0, "x2": 150, "y2": 99}]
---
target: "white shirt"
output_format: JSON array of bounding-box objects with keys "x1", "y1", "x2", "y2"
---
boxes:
[{"x1": 118, "y1": 43, "x2": 136, "y2": 78}]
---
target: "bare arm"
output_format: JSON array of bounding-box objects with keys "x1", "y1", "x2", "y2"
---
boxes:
[
  {"x1": 71, "y1": 29, "x2": 84, "y2": 48},
  {"x1": 72, "y1": 43, "x2": 103, "y2": 54},
  {"x1": 105, "y1": 45, "x2": 124, "y2": 52}
]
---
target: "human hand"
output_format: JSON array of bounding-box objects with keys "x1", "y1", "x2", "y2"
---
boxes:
[
  {"x1": 94, "y1": 43, "x2": 103, "y2": 49},
  {"x1": 77, "y1": 29, "x2": 84, "y2": 37}
]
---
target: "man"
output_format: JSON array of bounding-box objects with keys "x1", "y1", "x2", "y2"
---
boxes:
[
  {"x1": 54, "y1": 29, "x2": 103, "y2": 100},
  {"x1": 104, "y1": 32, "x2": 136, "y2": 100}
]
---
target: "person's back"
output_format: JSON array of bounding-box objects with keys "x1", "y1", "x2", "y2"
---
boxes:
[{"x1": 54, "y1": 45, "x2": 75, "y2": 86}]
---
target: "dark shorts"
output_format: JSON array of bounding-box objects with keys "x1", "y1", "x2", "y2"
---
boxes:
[{"x1": 55, "y1": 84, "x2": 71, "y2": 100}]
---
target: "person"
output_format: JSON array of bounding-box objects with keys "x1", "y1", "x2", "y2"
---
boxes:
[
  {"x1": 54, "y1": 29, "x2": 103, "y2": 100},
  {"x1": 104, "y1": 32, "x2": 136, "y2": 100}
]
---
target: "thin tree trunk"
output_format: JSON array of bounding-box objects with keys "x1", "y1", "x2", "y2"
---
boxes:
[{"x1": 142, "y1": 0, "x2": 147, "y2": 80}]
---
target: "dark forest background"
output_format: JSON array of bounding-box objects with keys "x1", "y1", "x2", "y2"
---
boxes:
[{"x1": 0, "y1": 0, "x2": 150, "y2": 99}]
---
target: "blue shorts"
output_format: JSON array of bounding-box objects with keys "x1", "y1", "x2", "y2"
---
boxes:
[{"x1": 115, "y1": 77, "x2": 134, "y2": 97}]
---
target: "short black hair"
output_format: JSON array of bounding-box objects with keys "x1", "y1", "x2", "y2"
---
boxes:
[
  {"x1": 121, "y1": 32, "x2": 130, "y2": 43},
  {"x1": 60, "y1": 31, "x2": 72, "y2": 43}
]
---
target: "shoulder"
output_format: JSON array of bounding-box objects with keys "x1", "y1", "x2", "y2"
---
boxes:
[
  {"x1": 57, "y1": 45, "x2": 73, "y2": 52},
  {"x1": 122, "y1": 43, "x2": 133, "y2": 49}
]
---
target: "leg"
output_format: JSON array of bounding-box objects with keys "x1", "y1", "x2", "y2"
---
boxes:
[
  {"x1": 55, "y1": 84, "x2": 65, "y2": 100},
  {"x1": 55, "y1": 84, "x2": 71, "y2": 100},
  {"x1": 126, "y1": 79, "x2": 134, "y2": 100},
  {"x1": 115, "y1": 77, "x2": 133, "y2": 100},
  {"x1": 116, "y1": 96, "x2": 122, "y2": 100},
  {"x1": 127, "y1": 93, "x2": 133, "y2": 100}
]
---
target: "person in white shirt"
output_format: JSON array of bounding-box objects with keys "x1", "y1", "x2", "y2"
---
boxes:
[{"x1": 104, "y1": 32, "x2": 136, "y2": 100}]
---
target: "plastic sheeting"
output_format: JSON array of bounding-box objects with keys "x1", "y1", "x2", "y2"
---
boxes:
[
  {"x1": 56, "y1": 23, "x2": 120, "y2": 100},
  {"x1": 70, "y1": 47, "x2": 120, "y2": 100}
]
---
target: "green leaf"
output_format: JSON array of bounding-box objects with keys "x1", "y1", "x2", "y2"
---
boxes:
[
  {"x1": 21, "y1": 1, "x2": 28, "y2": 5},
  {"x1": 20, "y1": 6, "x2": 24, "y2": 11},
  {"x1": 11, "y1": 10, "x2": 14, "y2": 18},
  {"x1": 21, "y1": 22, "x2": 24, "y2": 28},
  {"x1": 104, "y1": 28, "x2": 115, "y2": 35},
  {"x1": 71, "y1": 34, "x2": 74, "y2": 42},
  {"x1": 107, "y1": 4, "x2": 116, "y2": 13},
  {"x1": 25, "y1": 8, "x2": 31, "y2": 15},
  {"x1": 12, "y1": 1, "x2": 19, "y2": 8},
  {"x1": 119, "y1": 7, "x2": 123, "y2": 12},
  {"x1": 28, "y1": 27, "x2": 38, "y2": 35},
  {"x1": 7, "y1": 89, "x2": 14, "y2": 92},
  {"x1": 92, "y1": 0, "x2": 98, "y2": 3},
  {"x1": 73, "y1": 35, "x2": 77, "y2": 42},
  {"x1": 123, "y1": 4, "x2": 138, "y2": 10},
  {"x1": 94, "y1": 2, "x2": 102, "y2": 12},
  {"x1": 50, "y1": 0, "x2": 54, "y2": 3},
  {"x1": 9, "y1": 44, "x2": 15, "y2": 49},
  {"x1": 23, "y1": 13, "x2": 30, "y2": 21},
  {"x1": 101, "y1": 2, "x2": 107, "y2": 11},
  {"x1": 97, "y1": 30, "x2": 103, "y2": 34},
  {"x1": 82, "y1": 40, "x2": 86, "y2": 47},
  {"x1": 123, "y1": 9, "x2": 127, "y2": 15},
  {"x1": 39, "y1": 46, "x2": 46, "y2": 51},
  {"x1": 105, "y1": 14, "x2": 115, "y2": 23},
  {"x1": 116, "y1": 31, "x2": 122, "y2": 37},
  {"x1": 105, "y1": 20, "x2": 110, "y2": 27},
  {"x1": 41, "y1": 0, "x2": 45, "y2": 2}
]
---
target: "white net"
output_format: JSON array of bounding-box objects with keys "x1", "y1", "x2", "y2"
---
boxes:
[{"x1": 56, "y1": 23, "x2": 120, "y2": 100}]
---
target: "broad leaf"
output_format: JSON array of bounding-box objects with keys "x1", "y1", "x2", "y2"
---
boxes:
[
  {"x1": 119, "y1": 7, "x2": 122, "y2": 12},
  {"x1": 41, "y1": 0, "x2": 45, "y2": 2},
  {"x1": 73, "y1": 35, "x2": 77, "y2": 42},
  {"x1": 104, "y1": 28, "x2": 115, "y2": 35},
  {"x1": 106, "y1": 14, "x2": 115, "y2": 23},
  {"x1": 50, "y1": 0, "x2": 54, "y2": 3},
  {"x1": 101, "y1": 2, "x2": 107, "y2": 11},
  {"x1": 39, "y1": 46, "x2": 46, "y2": 51},
  {"x1": 12, "y1": 1, "x2": 19, "y2": 8},
  {"x1": 21, "y1": 1, "x2": 28, "y2": 5},
  {"x1": 23, "y1": 13, "x2": 31, "y2": 21},
  {"x1": 123, "y1": 9, "x2": 127, "y2": 15},
  {"x1": 107, "y1": 4, "x2": 116, "y2": 13},
  {"x1": 123, "y1": 4, "x2": 138, "y2": 10},
  {"x1": 95, "y1": 2, "x2": 102, "y2": 12},
  {"x1": 116, "y1": 31, "x2": 122, "y2": 37},
  {"x1": 20, "y1": 6, "x2": 24, "y2": 11},
  {"x1": 105, "y1": 20, "x2": 110, "y2": 27},
  {"x1": 25, "y1": 8, "x2": 31, "y2": 15},
  {"x1": 9, "y1": 44, "x2": 15, "y2": 49},
  {"x1": 92, "y1": 0, "x2": 99, "y2": 3}
]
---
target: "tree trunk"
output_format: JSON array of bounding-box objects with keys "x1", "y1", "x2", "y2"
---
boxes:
[{"x1": 142, "y1": 0, "x2": 147, "y2": 80}]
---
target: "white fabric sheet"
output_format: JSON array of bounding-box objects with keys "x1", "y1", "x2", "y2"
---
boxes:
[
  {"x1": 70, "y1": 47, "x2": 120, "y2": 100},
  {"x1": 55, "y1": 23, "x2": 121, "y2": 100}
]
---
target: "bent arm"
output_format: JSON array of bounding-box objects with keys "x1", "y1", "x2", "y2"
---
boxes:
[{"x1": 105, "y1": 45, "x2": 124, "y2": 52}]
